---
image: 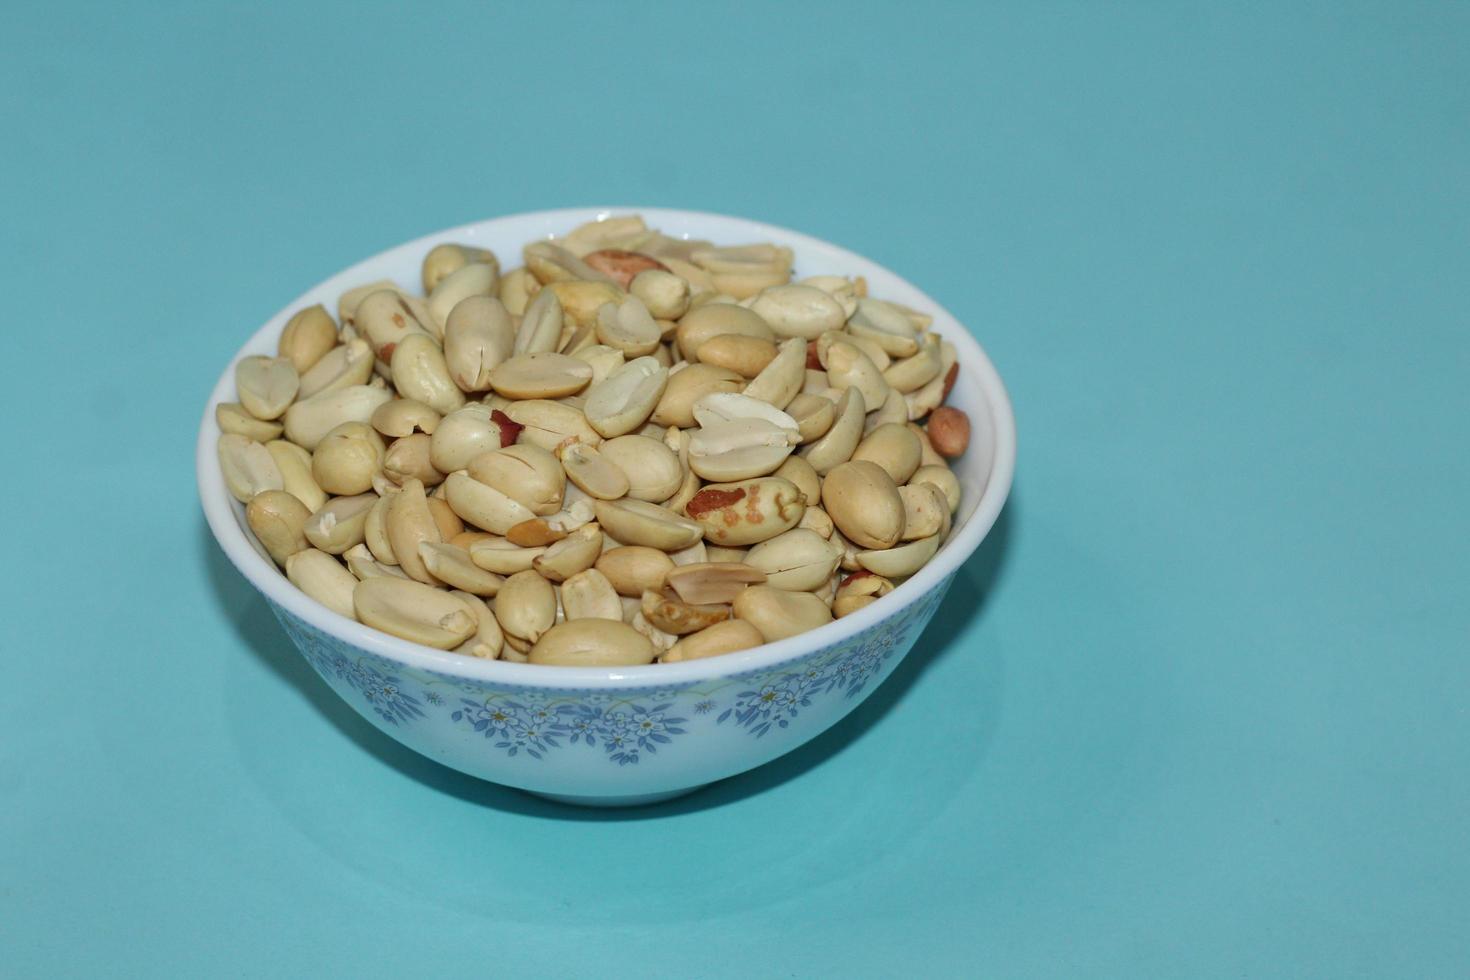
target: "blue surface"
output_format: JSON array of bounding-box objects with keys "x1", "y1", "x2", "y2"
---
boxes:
[{"x1": 3, "y1": 2, "x2": 1467, "y2": 976}]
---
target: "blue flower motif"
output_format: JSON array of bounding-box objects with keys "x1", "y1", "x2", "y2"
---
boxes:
[{"x1": 272, "y1": 573, "x2": 953, "y2": 764}]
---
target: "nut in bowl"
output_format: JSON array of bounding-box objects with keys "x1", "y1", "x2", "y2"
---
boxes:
[{"x1": 197, "y1": 208, "x2": 1016, "y2": 806}]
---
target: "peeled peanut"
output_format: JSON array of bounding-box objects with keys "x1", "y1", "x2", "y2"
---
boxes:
[
  {"x1": 426, "y1": 496, "x2": 463, "y2": 540},
  {"x1": 353, "y1": 577, "x2": 477, "y2": 649},
  {"x1": 799, "y1": 388, "x2": 864, "y2": 474},
  {"x1": 422, "y1": 243, "x2": 498, "y2": 294},
  {"x1": 676, "y1": 302, "x2": 775, "y2": 361},
  {"x1": 696, "y1": 334, "x2": 777, "y2": 378},
  {"x1": 524, "y1": 240, "x2": 616, "y2": 285},
  {"x1": 865, "y1": 389, "x2": 910, "y2": 436},
  {"x1": 283, "y1": 385, "x2": 393, "y2": 452},
  {"x1": 740, "y1": 337, "x2": 806, "y2": 409},
  {"x1": 640, "y1": 591, "x2": 729, "y2": 635},
  {"x1": 747, "y1": 284, "x2": 846, "y2": 339},
  {"x1": 820, "y1": 336, "x2": 890, "y2": 412},
  {"x1": 851, "y1": 423, "x2": 923, "y2": 485},
  {"x1": 798, "y1": 505, "x2": 835, "y2": 539},
  {"x1": 444, "y1": 472, "x2": 536, "y2": 534},
  {"x1": 312, "y1": 422, "x2": 385, "y2": 496},
  {"x1": 883, "y1": 334, "x2": 944, "y2": 393},
  {"x1": 515, "y1": 286, "x2": 565, "y2": 355},
  {"x1": 593, "y1": 499, "x2": 704, "y2": 551},
  {"x1": 468, "y1": 536, "x2": 545, "y2": 575},
  {"x1": 583, "y1": 356, "x2": 667, "y2": 437},
  {"x1": 745, "y1": 528, "x2": 844, "y2": 592},
  {"x1": 344, "y1": 543, "x2": 409, "y2": 581},
  {"x1": 385, "y1": 479, "x2": 440, "y2": 584},
  {"x1": 279, "y1": 305, "x2": 338, "y2": 373},
  {"x1": 911, "y1": 464, "x2": 961, "y2": 514},
  {"x1": 690, "y1": 243, "x2": 793, "y2": 298},
  {"x1": 430, "y1": 404, "x2": 510, "y2": 473},
  {"x1": 847, "y1": 297, "x2": 920, "y2": 357},
  {"x1": 355, "y1": 289, "x2": 435, "y2": 360},
  {"x1": 451, "y1": 589, "x2": 504, "y2": 659},
  {"x1": 773, "y1": 455, "x2": 821, "y2": 506},
  {"x1": 664, "y1": 562, "x2": 766, "y2": 605},
  {"x1": 563, "y1": 215, "x2": 652, "y2": 255},
  {"x1": 337, "y1": 279, "x2": 396, "y2": 328},
  {"x1": 496, "y1": 570, "x2": 557, "y2": 643},
  {"x1": 235, "y1": 356, "x2": 300, "y2": 421},
  {"x1": 497, "y1": 266, "x2": 541, "y2": 316},
  {"x1": 652, "y1": 363, "x2": 744, "y2": 428},
  {"x1": 560, "y1": 568, "x2": 624, "y2": 621},
  {"x1": 595, "y1": 546, "x2": 675, "y2": 597},
  {"x1": 428, "y1": 261, "x2": 498, "y2": 329},
  {"x1": 217, "y1": 403, "x2": 283, "y2": 442},
  {"x1": 371, "y1": 398, "x2": 440, "y2": 439},
  {"x1": 468, "y1": 444, "x2": 565, "y2": 516},
  {"x1": 599, "y1": 435, "x2": 682, "y2": 502},
  {"x1": 532, "y1": 523, "x2": 603, "y2": 582},
  {"x1": 629, "y1": 268, "x2": 691, "y2": 320},
  {"x1": 503, "y1": 399, "x2": 600, "y2": 451},
  {"x1": 529, "y1": 619, "x2": 656, "y2": 667},
  {"x1": 304, "y1": 492, "x2": 377, "y2": 554},
  {"x1": 286, "y1": 549, "x2": 358, "y2": 620},
  {"x1": 570, "y1": 343, "x2": 626, "y2": 385},
  {"x1": 298, "y1": 339, "x2": 375, "y2": 399},
  {"x1": 732, "y1": 586, "x2": 832, "y2": 641},
  {"x1": 443, "y1": 295, "x2": 515, "y2": 392},
  {"x1": 687, "y1": 392, "x2": 801, "y2": 482},
  {"x1": 898, "y1": 482, "x2": 947, "y2": 541},
  {"x1": 661, "y1": 619, "x2": 765, "y2": 662},
  {"x1": 798, "y1": 275, "x2": 861, "y2": 318},
  {"x1": 418, "y1": 542, "x2": 503, "y2": 596},
  {"x1": 390, "y1": 335, "x2": 465, "y2": 415},
  {"x1": 246, "y1": 490, "x2": 311, "y2": 565},
  {"x1": 218, "y1": 434, "x2": 283, "y2": 503},
  {"x1": 784, "y1": 393, "x2": 836, "y2": 444},
  {"x1": 382, "y1": 433, "x2": 443, "y2": 488},
  {"x1": 266, "y1": 439, "x2": 327, "y2": 512},
  {"x1": 856, "y1": 532, "x2": 941, "y2": 579},
  {"x1": 558, "y1": 442, "x2": 630, "y2": 500},
  {"x1": 489, "y1": 352, "x2": 592, "y2": 401},
  {"x1": 822, "y1": 461, "x2": 904, "y2": 550},
  {"x1": 595, "y1": 296, "x2": 662, "y2": 357},
  {"x1": 546, "y1": 280, "x2": 625, "y2": 328}
]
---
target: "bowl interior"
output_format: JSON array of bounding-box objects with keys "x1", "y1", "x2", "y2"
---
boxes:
[{"x1": 198, "y1": 206, "x2": 1015, "y2": 688}]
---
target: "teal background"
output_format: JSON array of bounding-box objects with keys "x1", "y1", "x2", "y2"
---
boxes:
[{"x1": 3, "y1": 2, "x2": 1467, "y2": 976}]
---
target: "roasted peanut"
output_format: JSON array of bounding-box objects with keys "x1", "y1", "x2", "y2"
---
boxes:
[
  {"x1": 926, "y1": 406, "x2": 971, "y2": 458},
  {"x1": 822, "y1": 461, "x2": 904, "y2": 550},
  {"x1": 661, "y1": 619, "x2": 765, "y2": 662},
  {"x1": 529, "y1": 619, "x2": 656, "y2": 667},
  {"x1": 225, "y1": 213, "x2": 970, "y2": 662},
  {"x1": 685, "y1": 476, "x2": 806, "y2": 546},
  {"x1": 246, "y1": 490, "x2": 311, "y2": 565}
]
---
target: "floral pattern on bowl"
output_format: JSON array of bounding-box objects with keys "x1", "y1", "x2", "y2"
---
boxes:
[{"x1": 268, "y1": 573, "x2": 951, "y2": 781}]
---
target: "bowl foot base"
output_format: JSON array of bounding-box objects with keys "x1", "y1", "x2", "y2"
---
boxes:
[{"x1": 528, "y1": 785, "x2": 707, "y2": 808}]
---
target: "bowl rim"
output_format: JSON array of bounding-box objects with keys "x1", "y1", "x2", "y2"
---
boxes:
[{"x1": 196, "y1": 205, "x2": 1016, "y2": 690}]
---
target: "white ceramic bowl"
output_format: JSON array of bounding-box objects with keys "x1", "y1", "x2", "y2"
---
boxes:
[{"x1": 197, "y1": 207, "x2": 1015, "y2": 806}]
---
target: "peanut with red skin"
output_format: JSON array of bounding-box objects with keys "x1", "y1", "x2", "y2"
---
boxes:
[{"x1": 926, "y1": 407, "x2": 970, "y2": 458}]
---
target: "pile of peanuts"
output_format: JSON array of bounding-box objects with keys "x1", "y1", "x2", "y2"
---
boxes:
[{"x1": 217, "y1": 214, "x2": 972, "y2": 667}]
